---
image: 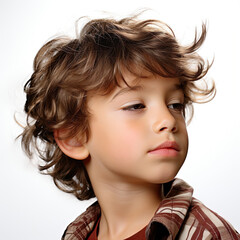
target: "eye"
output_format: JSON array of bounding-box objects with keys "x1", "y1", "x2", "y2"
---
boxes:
[
  {"x1": 168, "y1": 103, "x2": 184, "y2": 112},
  {"x1": 122, "y1": 103, "x2": 146, "y2": 111}
]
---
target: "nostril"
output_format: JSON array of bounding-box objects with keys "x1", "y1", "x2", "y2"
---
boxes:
[
  {"x1": 160, "y1": 127, "x2": 167, "y2": 131},
  {"x1": 159, "y1": 126, "x2": 176, "y2": 132}
]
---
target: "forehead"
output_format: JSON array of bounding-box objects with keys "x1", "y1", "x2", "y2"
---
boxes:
[
  {"x1": 117, "y1": 67, "x2": 182, "y2": 91},
  {"x1": 88, "y1": 66, "x2": 182, "y2": 101}
]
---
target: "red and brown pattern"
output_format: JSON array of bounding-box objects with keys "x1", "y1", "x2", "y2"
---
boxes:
[{"x1": 62, "y1": 179, "x2": 240, "y2": 240}]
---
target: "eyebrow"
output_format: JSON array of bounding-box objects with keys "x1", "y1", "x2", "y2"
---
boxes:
[
  {"x1": 167, "y1": 83, "x2": 184, "y2": 97},
  {"x1": 111, "y1": 85, "x2": 143, "y2": 101},
  {"x1": 111, "y1": 83, "x2": 183, "y2": 101},
  {"x1": 171, "y1": 83, "x2": 183, "y2": 91}
]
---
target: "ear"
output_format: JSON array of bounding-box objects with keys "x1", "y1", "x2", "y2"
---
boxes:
[{"x1": 54, "y1": 129, "x2": 89, "y2": 160}]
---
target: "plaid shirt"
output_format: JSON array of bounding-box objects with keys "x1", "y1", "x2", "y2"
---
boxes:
[{"x1": 62, "y1": 179, "x2": 240, "y2": 240}]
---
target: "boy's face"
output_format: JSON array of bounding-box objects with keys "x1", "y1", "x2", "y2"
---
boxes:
[{"x1": 84, "y1": 69, "x2": 188, "y2": 185}]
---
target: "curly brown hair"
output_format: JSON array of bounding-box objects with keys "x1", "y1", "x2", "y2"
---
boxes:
[{"x1": 20, "y1": 15, "x2": 215, "y2": 200}]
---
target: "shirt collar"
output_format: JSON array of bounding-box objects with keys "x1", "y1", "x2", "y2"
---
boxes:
[
  {"x1": 62, "y1": 178, "x2": 193, "y2": 240},
  {"x1": 146, "y1": 178, "x2": 193, "y2": 239}
]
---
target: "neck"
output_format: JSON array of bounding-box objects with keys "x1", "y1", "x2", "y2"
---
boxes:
[{"x1": 92, "y1": 180, "x2": 162, "y2": 240}]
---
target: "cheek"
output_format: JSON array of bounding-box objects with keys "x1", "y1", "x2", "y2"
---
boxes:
[
  {"x1": 109, "y1": 121, "x2": 143, "y2": 159},
  {"x1": 90, "y1": 116, "x2": 143, "y2": 161},
  {"x1": 118, "y1": 121, "x2": 141, "y2": 141},
  {"x1": 180, "y1": 122, "x2": 189, "y2": 154}
]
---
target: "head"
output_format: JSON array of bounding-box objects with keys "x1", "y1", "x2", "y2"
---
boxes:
[{"x1": 21, "y1": 15, "x2": 215, "y2": 200}]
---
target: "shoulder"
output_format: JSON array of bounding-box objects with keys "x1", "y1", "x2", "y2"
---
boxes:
[
  {"x1": 62, "y1": 201, "x2": 100, "y2": 240},
  {"x1": 179, "y1": 197, "x2": 240, "y2": 240}
]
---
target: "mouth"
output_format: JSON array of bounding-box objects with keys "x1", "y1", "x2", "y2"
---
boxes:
[{"x1": 148, "y1": 141, "x2": 180, "y2": 157}]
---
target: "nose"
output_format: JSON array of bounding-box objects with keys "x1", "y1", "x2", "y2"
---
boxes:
[{"x1": 152, "y1": 107, "x2": 177, "y2": 134}]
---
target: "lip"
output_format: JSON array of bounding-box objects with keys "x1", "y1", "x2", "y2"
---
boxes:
[{"x1": 148, "y1": 141, "x2": 180, "y2": 157}]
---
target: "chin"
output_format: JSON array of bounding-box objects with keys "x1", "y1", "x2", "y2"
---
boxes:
[{"x1": 151, "y1": 169, "x2": 180, "y2": 184}]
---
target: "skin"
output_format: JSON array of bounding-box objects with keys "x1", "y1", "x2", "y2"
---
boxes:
[
  {"x1": 81, "y1": 69, "x2": 189, "y2": 240},
  {"x1": 55, "y1": 68, "x2": 189, "y2": 240}
]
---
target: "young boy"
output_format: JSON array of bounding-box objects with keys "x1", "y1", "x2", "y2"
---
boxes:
[{"x1": 21, "y1": 15, "x2": 239, "y2": 240}]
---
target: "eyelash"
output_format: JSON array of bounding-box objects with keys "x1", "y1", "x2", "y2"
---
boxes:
[
  {"x1": 122, "y1": 103, "x2": 146, "y2": 111},
  {"x1": 168, "y1": 103, "x2": 185, "y2": 112},
  {"x1": 122, "y1": 103, "x2": 184, "y2": 112}
]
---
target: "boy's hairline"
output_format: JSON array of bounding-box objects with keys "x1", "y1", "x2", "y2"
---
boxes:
[{"x1": 110, "y1": 79, "x2": 183, "y2": 101}]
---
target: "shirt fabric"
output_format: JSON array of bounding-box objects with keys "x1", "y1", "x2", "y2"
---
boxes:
[{"x1": 62, "y1": 178, "x2": 240, "y2": 240}]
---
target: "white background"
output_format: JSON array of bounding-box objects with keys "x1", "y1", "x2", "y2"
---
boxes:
[{"x1": 1, "y1": 0, "x2": 240, "y2": 239}]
